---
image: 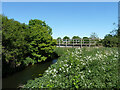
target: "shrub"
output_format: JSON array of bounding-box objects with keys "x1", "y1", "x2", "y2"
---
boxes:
[
  {"x1": 102, "y1": 34, "x2": 118, "y2": 47},
  {"x1": 24, "y1": 47, "x2": 119, "y2": 88},
  {"x1": 23, "y1": 57, "x2": 36, "y2": 66}
]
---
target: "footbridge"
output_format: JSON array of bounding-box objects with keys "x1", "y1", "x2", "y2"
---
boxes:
[{"x1": 56, "y1": 39, "x2": 101, "y2": 48}]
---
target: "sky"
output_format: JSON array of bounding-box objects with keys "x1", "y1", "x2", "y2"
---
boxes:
[{"x1": 2, "y1": 2, "x2": 118, "y2": 39}]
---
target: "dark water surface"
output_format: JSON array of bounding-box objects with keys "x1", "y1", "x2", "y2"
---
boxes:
[{"x1": 2, "y1": 59, "x2": 57, "y2": 88}]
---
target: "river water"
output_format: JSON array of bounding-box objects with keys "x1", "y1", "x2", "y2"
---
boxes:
[{"x1": 2, "y1": 59, "x2": 57, "y2": 89}]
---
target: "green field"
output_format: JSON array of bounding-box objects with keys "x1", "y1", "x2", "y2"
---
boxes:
[{"x1": 24, "y1": 47, "x2": 119, "y2": 88}]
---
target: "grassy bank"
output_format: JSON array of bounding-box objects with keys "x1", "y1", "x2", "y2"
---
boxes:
[
  {"x1": 54, "y1": 47, "x2": 74, "y2": 56},
  {"x1": 24, "y1": 47, "x2": 119, "y2": 88}
]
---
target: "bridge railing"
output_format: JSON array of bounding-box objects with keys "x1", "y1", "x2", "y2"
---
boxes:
[{"x1": 56, "y1": 38, "x2": 99, "y2": 47}]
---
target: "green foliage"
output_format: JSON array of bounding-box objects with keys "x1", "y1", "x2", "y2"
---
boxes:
[
  {"x1": 62, "y1": 36, "x2": 70, "y2": 44},
  {"x1": 89, "y1": 32, "x2": 99, "y2": 39},
  {"x1": 102, "y1": 24, "x2": 118, "y2": 47},
  {"x1": 83, "y1": 37, "x2": 89, "y2": 44},
  {"x1": 23, "y1": 57, "x2": 36, "y2": 66},
  {"x1": 28, "y1": 19, "x2": 56, "y2": 62},
  {"x1": 63, "y1": 36, "x2": 70, "y2": 40},
  {"x1": 2, "y1": 15, "x2": 28, "y2": 63},
  {"x1": 57, "y1": 37, "x2": 62, "y2": 44},
  {"x1": 54, "y1": 47, "x2": 74, "y2": 56},
  {"x1": 2, "y1": 15, "x2": 56, "y2": 76},
  {"x1": 102, "y1": 33, "x2": 118, "y2": 47},
  {"x1": 29, "y1": 19, "x2": 52, "y2": 35},
  {"x1": 24, "y1": 47, "x2": 119, "y2": 88},
  {"x1": 72, "y1": 36, "x2": 80, "y2": 39},
  {"x1": 57, "y1": 37, "x2": 61, "y2": 40},
  {"x1": 89, "y1": 32, "x2": 100, "y2": 46},
  {"x1": 71, "y1": 36, "x2": 81, "y2": 43},
  {"x1": 95, "y1": 39, "x2": 103, "y2": 46}
]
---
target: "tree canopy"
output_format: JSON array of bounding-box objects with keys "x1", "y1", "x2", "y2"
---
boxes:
[
  {"x1": 28, "y1": 19, "x2": 56, "y2": 62},
  {"x1": 57, "y1": 37, "x2": 61, "y2": 40},
  {"x1": 2, "y1": 15, "x2": 57, "y2": 76},
  {"x1": 102, "y1": 31, "x2": 118, "y2": 47},
  {"x1": 102, "y1": 23, "x2": 118, "y2": 47},
  {"x1": 89, "y1": 32, "x2": 99, "y2": 39},
  {"x1": 72, "y1": 36, "x2": 80, "y2": 40},
  {"x1": 63, "y1": 36, "x2": 70, "y2": 40}
]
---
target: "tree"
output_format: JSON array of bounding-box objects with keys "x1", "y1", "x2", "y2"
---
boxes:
[
  {"x1": 2, "y1": 15, "x2": 57, "y2": 76},
  {"x1": 72, "y1": 36, "x2": 80, "y2": 43},
  {"x1": 89, "y1": 32, "x2": 100, "y2": 46},
  {"x1": 57, "y1": 37, "x2": 62, "y2": 44},
  {"x1": 2, "y1": 16, "x2": 28, "y2": 63},
  {"x1": 102, "y1": 23, "x2": 118, "y2": 47},
  {"x1": 102, "y1": 34, "x2": 118, "y2": 47},
  {"x1": 83, "y1": 37, "x2": 89, "y2": 44},
  {"x1": 72, "y1": 36, "x2": 80, "y2": 39},
  {"x1": 28, "y1": 19, "x2": 56, "y2": 62},
  {"x1": 63, "y1": 36, "x2": 70, "y2": 43},
  {"x1": 110, "y1": 23, "x2": 118, "y2": 37},
  {"x1": 2, "y1": 15, "x2": 30, "y2": 76},
  {"x1": 29, "y1": 19, "x2": 52, "y2": 35},
  {"x1": 63, "y1": 36, "x2": 70, "y2": 40},
  {"x1": 57, "y1": 37, "x2": 61, "y2": 40},
  {"x1": 89, "y1": 32, "x2": 99, "y2": 39}
]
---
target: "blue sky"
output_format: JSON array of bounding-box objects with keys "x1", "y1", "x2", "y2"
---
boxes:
[{"x1": 2, "y1": 2, "x2": 118, "y2": 39}]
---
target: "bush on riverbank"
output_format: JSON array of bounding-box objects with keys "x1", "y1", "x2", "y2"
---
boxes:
[
  {"x1": 24, "y1": 47, "x2": 119, "y2": 88},
  {"x1": 2, "y1": 15, "x2": 57, "y2": 77}
]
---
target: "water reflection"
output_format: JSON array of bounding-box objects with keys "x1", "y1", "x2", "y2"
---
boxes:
[
  {"x1": 52, "y1": 59, "x2": 57, "y2": 63},
  {"x1": 2, "y1": 59, "x2": 57, "y2": 88}
]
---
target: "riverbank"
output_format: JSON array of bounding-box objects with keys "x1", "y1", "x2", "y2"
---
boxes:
[
  {"x1": 2, "y1": 51, "x2": 59, "y2": 78},
  {"x1": 2, "y1": 47, "x2": 66, "y2": 88},
  {"x1": 24, "y1": 47, "x2": 119, "y2": 88}
]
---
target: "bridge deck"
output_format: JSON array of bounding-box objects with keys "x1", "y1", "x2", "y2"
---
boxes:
[{"x1": 56, "y1": 38, "x2": 99, "y2": 47}]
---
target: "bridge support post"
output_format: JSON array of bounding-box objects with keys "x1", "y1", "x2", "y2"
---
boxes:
[
  {"x1": 81, "y1": 38, "x2": 82, "y2": 48},
  {"x1": 73, "y1": 39, "x2": 74, "y2": 48},
  {"x1": 89, "y1": 39, "x2": 90, "y2": 47},
  {"x1": 66, "y1": 39, "x2": 67, "y2": 47},
  {"x1": 59, "y1": 39, "x2": 60, "y2": 47}
]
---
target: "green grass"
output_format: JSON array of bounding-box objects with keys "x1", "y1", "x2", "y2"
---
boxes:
[
  {"x1": 24, "y1": 47, "x2": 119, "y2": 88},
  {"x1": 54, "y1": 47, "x2": 74, "y2": 56}
]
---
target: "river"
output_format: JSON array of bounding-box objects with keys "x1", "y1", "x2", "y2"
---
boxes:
[{"x1": 2, "y1": 59, "x2": 57, "y2": 89}]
